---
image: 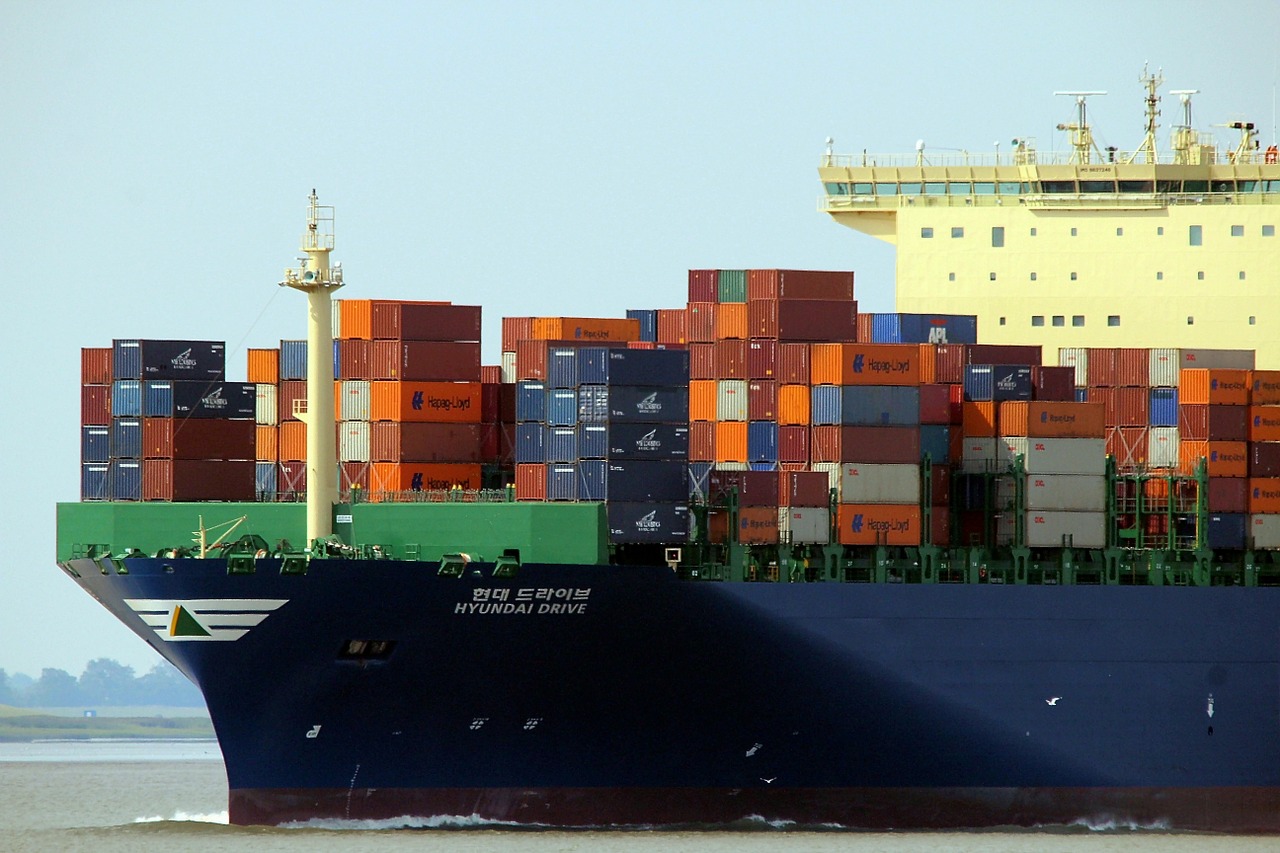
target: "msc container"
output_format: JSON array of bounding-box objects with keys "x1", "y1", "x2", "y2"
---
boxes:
[
  {"x1": 625, "y1": 309, "x2": 658, "y2": 343},
  {"x1": 112, "y1": 339, "x2": 225, "y2": 381},
  {"x1": 837, "y1": 504, "x2": 921, "y2": 546},
  {"x1": 111, "y1": 380, "x2": 143, "y2": 417},
  {"x1": 142, "y1": 381, "x2": 256, "y2": 419},
  {"x1": 998, "y1": 437, "x2": 1106, "y2": 475},
  {"x1": 998, "y1": 401, "x2": 1105, "y2": 438},
  {"x1": 371, "y1": 303, "x2": 481, "y2": 341},
  {"x1": 779, "y1": 507, "x2": 831, "y2": 545},
  {"x1": 1206, "y1": 513, "x2": 1247, "y2": 549},
  {"x1": 964, "y1": 365, "x2": 1032, "y2": 402},
  {"x1": 1180, "y1": 369, "x2": 1250, "y2": 406},
  {"x1": 839, "y1": 463, "x2": 920, "y2": 504},
  {"x1": 546, "y1": 389, "x2": 579, "y2": 427},
  {"x1": 546, "y1": 348, "x2": 579, "y2": 389},
  {"x1": 82, "y1": 347, "x2": 112, "y2": 385},
  {"x1": 716, "y1": 380, "x2": 748, "y2": 422},
  {"x1": 608, "y1": 502, "x2": 689, "y2": 544},
  {"x1": 1147, "y1": 427, "x2": 1180, "y2": 469},
  {"x1": 515, "y1": 381, "x2": 547, "y2": 422},
  {"x1": 605, "y1": 460, "x2": 687, "y2": 502},
  {"x1": 109, "y1": 459, "x2": 142, "y2": 500},
  {"x1": 141, "y1": 459, "x2": 255, "y2": 502},
  {"x1": 279, "y1": 340, "x2": 307, "y2": 380},
  {"x1": 1253, "y1": 443, "x2": 1280, "y2": 477},
  {"x1": 370, "y1": 422, "x2": 485, "y2": 463},
  {"x1": 810, "y1": 385, "x2": 842, "y2": 425},
  {"x1": 83, "y1": 385, "x2": 111, "y2": 426},
  {"x1": 142, "y1": 417, "x2": 255, "y2": 460},
  {"x1": 839, "y1": 385, "x2": 920, "y2": 426},
  {"x1": 1250, "y1": 407, "x2": 1280, "y2": 442},
  {"x1": 111, "y1": 418, "x2": 142, "y2": 459},
  {"x1": 1249, "y1": 514, "x2": 1280, "y2": 549},
  {"x1": 870, "y1": 313, "x2": 978, "y2": 345},
  {"x1": 811, "y1": 343, "x2": 920, "y2": 386},
  {"x1": 369, "y1": 381, "x2": 482, "y2": 423},
  {"x1": 81, "y1": 426, "x2": 111, "y2": 463},
  {"x1": 373, "y1": 340, "x2": 481, "y2": 382},
  {"x1": 1057, "y1": 348, "x2": 1089, "y2": 388},
  {"x1": 715, "y1": 339, "x2": 747, "y2": 378},
  {"x1": 746, "y1": 269, "x2": 855, "y2": 302},
  {"x1": 576, "y1": 385, "x2": 688, "y2": 424},
  {"x1": 599, "y1": 423, "x2": 688, "y2": 460}
]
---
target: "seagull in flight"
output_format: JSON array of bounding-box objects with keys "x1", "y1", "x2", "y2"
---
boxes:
[
  {"x1": 760, "y1": 777, "x2": 776, "y2": 784},
  {"x1": 1046, "y1": 697, "x2": 1061, "y2": 706}
]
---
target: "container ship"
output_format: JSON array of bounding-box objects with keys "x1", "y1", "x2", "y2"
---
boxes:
[{"x1": 57, "y1": 74, "x2": 1280, "y2": 832}]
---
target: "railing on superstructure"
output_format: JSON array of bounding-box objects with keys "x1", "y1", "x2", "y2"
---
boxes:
[{"x1": 254, "y1": 488, "x2": 516, "y2": 504}]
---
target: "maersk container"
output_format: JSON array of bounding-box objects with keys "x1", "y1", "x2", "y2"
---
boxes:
[
  {"x1": 1250, "y1": 515, "x2": 1280, "y2": 549},
  {"x1": 870, "y1": 313, "x2": 978, "y2": 345},
  {"x1": 279, "y1": 339, "x2": 307, "y2": 381},
  {"x1": 716, "y1": 380, "x2": 748, "y2": 422},
  {"x1": 839, "y1": 463, "x2": 920, "y2": 504},
  {"x1": 839, "y1": 385, "x2": 920, "y2": 426},
  {"x1": 606, "y1": 460, "x2": 687, "y2": 502},
  {"x1": 112, "y1": 339, "x2": 225, "y2": 381},
  {"x1": 1206, "y1": 513, "x2": 1247, "y2": 549},
  {"x1": 254, "y1": 461, "x2": 277, "y2": 495},
  {"x1": 747, "y1": 421, "x2": 778, "y2": 463},
  {"x1": 999, "y1": 437, "x2": 1106, "y2": 475},
  {"x1": 779, "y1": 507, "x2": 830, "y2": 544},
  {"x1": 81, "y1": 426, "x2": 111, "y2": 463},
  {"x1": 920, "y1": 425, "x2": 950, "y2": 465},
  {"x1": 545, "y1": 427, "x2": 578, "y2": 463},
  {"x1": 514, "y1": 422, "x2": 545, "y2": 463},
  {"x1": 111, "y1": 380, "x2": 143, "y2": 417},
  {"x1": 81, "y1": 463, "x2": 110, "y2": 501},
  {"x1": 546, "y1": 389, "x2": 578, "y2": 427},
  {"x1": 996, "y1": 474, "x2": 1106, "y2": 512},
  {"x1": 546, "y1": 464, "x2": 579, "y2": 501},
  {"x1": 606, "y1": 423, "x2": 689, "y2": 460},
  {"x1": 515, "y1": 381, "x2": 546, "y2": 422},
  {"x1": 1150, "y1": 388, "x2": 1179, "y2": 427},
  {"x1": 607, "y1": 501, "x2": 689, "y2": 543},
  {"x1": 598, "y1": 348, "x2": 689, "y2": 387},
  {"x1": 143, "y1": 381, "x2": 256, "y2": 419},
  {"x1": 547, "y1": 348, "x2": 579, "y2": 390},
  {"x1": 1148, "y1": 427, "x2": 1180, "y2": 469},
  {"x1": 111, "y1": 418, "x2": 142, "y2": 459},
  {"x1": 625, "y1": 310, "x2": 658, "y2": 343},
  {"x1": 964, "y1": 365, "x2": 1033, "y2": 402},
  {"x1": 811, "y1": 385, "x2": 842, "y2": 425},
  {"x1": 109, "y1": 459, "x2": 142, "y2": 500}
]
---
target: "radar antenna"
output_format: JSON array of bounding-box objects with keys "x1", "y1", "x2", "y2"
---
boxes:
[
  {"x1": 1054, "y1": 90, "x2": 1107, "y2": 164},
  {"x1": 1169, "y1": 90, "x2": 1199, "y2": 163}
]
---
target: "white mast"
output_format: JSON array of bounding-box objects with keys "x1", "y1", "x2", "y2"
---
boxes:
[{"x1": 279, "y1": 191, "x2": 344, "y2": 544}]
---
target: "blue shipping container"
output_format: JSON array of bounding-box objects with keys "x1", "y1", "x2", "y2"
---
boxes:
[
  {"x1": 280, "y1": 340, "x2": 307, "y2": 381},
  {"x1": 547, "y1": 347, "x2": 579, "y2": 390},
  {"x1": 747, "y1": 421, "x2": 778, "y2": 463},
  {"x1": 964, "y1": 364, "x2": 1033, "y2": 402},
  {"x1": 810, "y1": 385, "x2": 842, "y2": 426},
  {"x1": 688, "y1": 461, "x2": 713, "y2": 501},
  {"x1": 111, "y1": 380, "x2": 143, "y2": 417},
  {"x1": 111, "y1": 418, "x2": 143, "y2": 459},
  {"x1": 577, "y1": 424, "x2": 608, "y2": 458},
  {"x1": 143, "y1": 381, "x2": 256, "y2": 419},
  {"x1": 605, "y1": 460, "x2": 687, "y2": 502},
  {"x1": 870, "y1": 313, "x2": 978, "y2": 345},
  {"x1": 1074, "y1": 388, "x2": 1090, "y2": 403},
  {"x1": 920, "y1": 424, "x2": 950, "y2": 464},
  {"x1": 110, "y1": 459, "x2": 142, "y2": 500},
  {"x1": 1150, "y1": 387, "x2": 1179, "y2": 427},
  {"x1": 112, "y1": 339, "x2": 225, "y2": 381},
  {"x1": 840, "y1": 386, "x2": 921, "y2": 426},
  {"x1": 515, "y1": 422, "x2": 545, "y2": 463},
  {"x1": 749, "y1": 462, "x2": 779, "y2": 472},
  {"x1": 576, "y1": 348, "x2": 609, "y2": 386},
  {"x1": 255, "y1": 461, "x2": 278, "y2": 495},
  {"x1": 577, "y1": 460, "x2": 607, "y2": 501},
  {"x1": 1206, "y1": 513, "x2": 1247, "y2": 550},
  {"x1": 545, "y1": 426, "x2": 579, "y2": 463},
  {"x1": 607, "y1": 501, "x2": 689, "y2": 543},
  {"x1": 515, "y1": 381, "x2": 547, "y2": 422},
  {"x1": 607, "y1": 423, "x2": 689, "y2": 460},
  {"x1": 82, "y1": 463, "x2": 110, "y2": 500},
  {"x1": 600, "y1": 349, "x2": 689, "y2": 387},
  {"x1": 546, "y1": 390, "x2": 579, "y2": 426},
  {"x1": 546, "y1": 464, "x2": 579, "y2": 501},
  {"x1": 82, "y1": 426, "x2": 111, "y2": 463},
  {"x1": 626, "y1": 310, "x2": 659, "y2": 343}
]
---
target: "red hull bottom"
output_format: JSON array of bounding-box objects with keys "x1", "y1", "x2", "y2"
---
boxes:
[{"x1": 230, "y1": 785, "x2": 1280, "y2": 832}]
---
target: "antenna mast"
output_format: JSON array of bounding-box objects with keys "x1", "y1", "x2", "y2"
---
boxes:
[
  {"x1": 1169, "y1": 89, "x2": 1199, "y2": 164},
  {"x1": 1054, "y1": 90, "x2": 1107, "y2": 164},
  {"x1": 1126, "y1": 64, "x2": 1163, "y2": 164}
]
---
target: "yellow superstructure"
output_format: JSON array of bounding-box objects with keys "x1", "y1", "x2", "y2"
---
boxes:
[{"x1": 820, "y1": 75, "x2": 1280, "y2": 368}]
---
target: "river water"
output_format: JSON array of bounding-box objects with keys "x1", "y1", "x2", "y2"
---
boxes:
[{"x1": 2, "y1": 741, "x2": 1277, "y2": 853}]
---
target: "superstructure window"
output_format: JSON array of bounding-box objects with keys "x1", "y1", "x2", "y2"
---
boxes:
[
  {"x1": 1081, "y1": 180, "x2": 1115, "y2": 193},
  {"x1": 1156, "y1": 271, "x2": 1164, "y2": 281},
  {"x1": 1119, "y1": 181, "x2": 1154, "y2": 192},
  {"x1": 948, "y1": 272, "x2": 956, "y2": 281},
  {"x1": 1264, "y1": 225, "x2": 1276, "y2": 236},
  {"x1": 1115, "y1": 227, "x2": 1124, "y2": 236},
  {"x1": 999, "y1": 317, "x2": 1007, "y2": 326},
  {"x1": 1231, "y1": 225, "x2": 1244, "y2": 237},
  {"x1": 1108, "y1": 316, "x2": 1121, "y2": 327},
  {"x1": 989, "y1": 272, "x2": 997, "y2": 281},
  {"x1": 991, "y1": 226, "x2": 1004, "y2": 247},
  {"x1": 1032, "y1": 316, "x2": 1045, "y2": 327},
  {"x1": 1213, "y1": 181, "x2": 1236, "y2": 193},
  {"x1": 951, "y1": 227, "x2": 964, "y2": 238},
  {"x1": 901, "y1": 183, "x2": 922, "y2": 195},
  {"x1": 973, "y1": 182, "x2": 995, "y2": 194},
  {"x1": 824, "y1": 183, "x2": 849, "y2": 195},
  {"x1": 1187, "y1": 316, "x2": 1195, "y2": 325},
  {"x1": 875, "y1": 183, "x2": 899, "y2": 195},
  {"x1": 1197, "y1": 271, "x2": 1205, "y2": 280},
  {"x1": 1157, "y1": 226, "x2": 1165, "y2": 235},
  {"x1": 1070, "y1": 272, "x2": 1078, "y2": 281},
  {"x1": 1052, "y1": 316, "x2": 1065, "y2": 327},
  {"x1": 1072, "y1": 316, "x2": 1085, "y2": 327},
  {"x1": 1189, "y1": 225, "x2": 1203, "y2": 246},
  {"x1": 1030, "y1": 227, "x2": 1037, "y2": 236},
  {"x1": 853, "y1": 182, "x2": 873, "y2": 195},
  {"x1": 1070, "y1": 227, "x2": 1078, "y2": 236},
  {"x1": 921, "y1": 227, "x2": 934, "y2": 238},
  {"x1": 924, "y1": 182, "x2": 946, "y2": 195},
  {"x1": 998, "y1": 182, "x2": 1021, "y2": 194},
  {"x1": 1184, "y1": 181, "x2": 1208, "y2": 193},
  {"x1": 1240, "y1": 271, "x2": 1247, "y2": 280},
  {"x1": 1042, "y1": 181, "x2": 1076, "y2": 193},
  {"x1": 1030, "y1": 272, "x2": 1038, "y2": 281},
  {"x1": 950, "y1": 182, "x2": 973, "y2": 195},
  {"x1": 1251, "y1": 316, "x2": 1257, "y2": 325}
]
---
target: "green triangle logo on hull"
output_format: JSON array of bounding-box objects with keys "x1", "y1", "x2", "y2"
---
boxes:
[{"x1": 169, "y1": 605, "x2": 210, "y2": 638}]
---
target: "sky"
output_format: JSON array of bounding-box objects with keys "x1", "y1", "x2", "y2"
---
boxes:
[{"x1": 3, "y1": 0, "x2": 1278, "y2": 677}]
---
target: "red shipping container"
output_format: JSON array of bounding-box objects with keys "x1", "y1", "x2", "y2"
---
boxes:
[
  {"x1": 928, "y1": 464, "x2": 951, "y2": 506},
  {"x1": 839, "y1": 426, "x2": 920, "y2": 463},
  {"x1": 82, "y1": 348, "x2": 112, "y2": 385},
  {"x1": 1179, "y1": 404, "x2": 1248, "y2": 442},
  {"x1": 922, "y1": 344, "x2": 967, "y2": 384},
  {"x1": 656, "y1": 308, "x2": 688, "y2": 345},
  {"x1": 837, "y1": 504, "x2": 921, "y2": 546},
  {"x1": 481, "y1": 365, "x2": 502, "y2": 385},
  {"x1": 371, "y1": 303, "x2": 481, "y2": 342},
  {"x1": 142, "y1": 459, "x2": 255, "y2": 502},
  {"x1": 278, "y1": 460, "x2": 306, "y2": 494},
  {"x1": 778, "y1": 425, "x2": 809, "y2": 463},
  {"x1": 780, "y1": 470, "x2": 827, "y2": 507},
  {"x1": 715, "y1": 339, "x2": 747, "y2": 379},
  {"x1": 966, "y1": 344, "x2": 1042, "y2": 365},
  {"x1": 707, "y1": 470, "x2": 780, "y2": 507},
  {"x1": 1107, "y1": 426, "x2": 1148, "y2": 467},
  {"x1": 856, "y1": 314, "x2": 874, "y2": 344},
  {"x1": 370, "y1": 422, "x2": 484, "y2": 463},
  {"x1": 919, "y1": 384, "x2": 952, "y2": 425},
  {"x1": 1208, "y1": 477, "x2": 1248, "y2": 513},
  {"x1": 1032, "y1": 366, "x2": 1075, "y2": 401},
  {"x1": 82, "y1": 385, "x2": 110, "y2": 426},
  {"x1": 776, "y1": 300, "x2": 860, "y2": 342},
  {"x1": 746, "y1": 269, "x2": 855, "y2": 302},
  {"x1": 1086, "y1": 348, "x2": 1117, "y2": 387},
  {"x1": 372, "y1": 340, "x2": 480, "y2": 382},
  {"x1": 776, "y1": 343, "x2": 810, "y2": 384},
  {"x1": 686, "y1": 303, "x2": 717, "y2": 343},
  {"x1": 1109, "y1": 387, "x2": 1149, "y2": 427},
  {"x1": 341, "y1": 461, "x2": 371, "y2": 492},
  {"x1": 957, "y1": 511, "x2": 990, "y2": 547},
  {"x1": 948, "y1": 384, "x2": 965, "y2": 425},
  {"x1": 278, "y1": 380, "x2": 306, "y2": 423},
  {"x1": 142, "y1": 417, "x2": 255, "y2": 460},
  {"x1": 1114, "y1": 348, "x2": 1150, "y2": 387},
  {"x1": 1253, "y1": 442, "x2": 1280, "y2": 477},
  {"x1": 748, "y1": 380, "x2": 778, "y2": 421},
  {"x1": 689, "y1": 422, "x2": 715, "y2": 462},
  {"x1": 747, "y1": 339, "x2": 778, "y2": 379},
  {"x1": 688, "y1": 269, "x2": 717, "y2": 303},
  {"x1": 501, "y1": 317, "x2": 534, "y2": 353},
  {"x1": 689, "y1": 343, "x2": 716, "y2": 380},
  {"x1": 811, "y1": 425, "x2": 841, "y2": 463},
  {"x1": 514, "y1": 463, "x2": 546, "y2": 499},
  {"x1": 929, "y1": 506, "x2": 951, "y2": 546},
  {"x1": 336, "y1": 339, "x2": 371, "y2": 380}
]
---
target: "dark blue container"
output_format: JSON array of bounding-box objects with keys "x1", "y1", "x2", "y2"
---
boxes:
[
  {"x1": 333, "y1": 340, "x2": 341, "y2": 381},
  {"x1": 626, "y1": 310, "x2": 659, "y2": 343},
  {"x1": 112, "y1": 339, "x2": 225, "y2": 381},
  {"x1": 109, "y1": 459, "x2": 142, "y2": 500},
  {"x1": 1074, "y1": 388, "x2": 1090, "y2": 403},
  {"x1": 111, "y1": 417, "x2": 143, "y2": 459},
  {"x1": 1206, "y1": 513, "x2": 1247, "y2": 550},
  {"x1": 688, "y1": 461, "x2": 713, "y2": 501},
  {"x1": 546, "y1": 389, "x2": 579, "y2": 426},
  {"x1": 810, "y1": 385, "x2": 842, "y2": 426},
  {"x1": 515, "y1": 422, "x2": 545, "y2": 463},
  {"x1": 576, "y1": 349, "x2": 609, "y2": 386},
  {"x1": 515, "y1": 381, "x2": 547, "y2": 422},
  {"x1": 870, "y1": 313, "x2": 978, "y2": 345},
  {"x1": 81, "y1": 463, "x2": 110, "y2": 500},
  {"x1": 111, "y1": 380, "x2": 143, "y2": 417},
  {"x1": 957, "y1": 473, "x2": 988, "y2": 511},
  {"x1": 595, "y1": 385, "x2": 689, "y2": 423},
  {"x1": 143, "y1": 381, "x2": 255, "y2": 419},
  {"x1": 545, "y1": 464, "x2": 579, "y2": 501},
  {"x1": 599, "y1": 349, "x2": 689, "y2": 387},
  {"x1": 547, "y1": 347, "x2": 579, "y2": 390},
  {"x1": 280, "y1": 340, "x2": 307, "y2": 381},
  {"x1": 605, "y1": 460, "x2": 687, "y2": 502},
  {"x1": 964, "y1": 364, "x2": 1033, "y2": 402},
  {"x1": 577, "y1": 460, "x2": 608, "y2": 501},
  {"x1": 81, "y1": 426, "x2": 111, "y2": 463},
  {"x1": 607, "y1": 502, "x2": 689, "y2": 543},
  {"x1": 545, "y1": 426, "x2": 579, "y2": 463},
  {"x1": 840, "y1": 386, "x2": 921, "y2": 426},
  {"x1": 920, "y1": 424, "x2": 950, "y2": 464},
  {"x1": 577, "y1": 424, "x2": 608, "y2": 458},
  {"x1": 607, "y1": 423, "x2": 689, "y2": 460},
  {"x1": 255, "y1": 461, "x2": 278, "y2": 495},
  {"x1": 749, "y1": 461, "x2": 779, "y2": 472},
  {"x1": 1149, "y1": 388, "x2": 1179, "y2": 427},
  {"x1": 748, "y1": 421, "x2": 778, "y2": 463}
]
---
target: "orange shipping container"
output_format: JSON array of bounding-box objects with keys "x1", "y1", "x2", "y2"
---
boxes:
[
  {"x1": 998, "y1": 401, "x2": 1105, "y2": 438},
  {"x1": 1248, "y1": 478, "x2": 1280, "y2": 513},
  {"x1": 1251, "y1": 370, "x2": 1280, "y2": 405},
  {"x1": 246, "y1": 348, "x2": 280, "y2": 384},
  {"x1": 369, "y1": 462, "x2": 484, "y2": 494},
  {"x1": 715, "y1": 421, "x2": 748, "y2": 463},
  {"x1": 279, "y1": 421, "x2": 307, "y2": 462},
  {"x1": 837, "y1": 504, "x2": 922, "y2": 546},
  {"x1": 529, "y1": 317, "x2": 640, "y2": 343},
  {"x1": 810, "y1": 343, "x2": 921, "y2": 386},
  {"x1": 1249, "y1": 406, "x2": 1280, "y2": 442},
  {"x1": 962, "y1": 402, "x2": 997, "y2": 437},
  {"x1": 255, "y1": 425, "x2": 278, "y2": 462},
  {"x1": 778, "y1": 384, "x2": 811, "y2": 425},
  {"x1": 656, "y1": 308, "x2": 688, "y2": 345},
  {"x1": 1180, "y1": 369, "x2": 1250, "y2": 405},
  {"x1": 689, "y1": 380, "x2": 718, "y2": 422},
  {"x1": 339, "y1": 299, "x2": 373, "y2": 340},
  {"x1": 370, "y1": 381, "x2": 482, "y2": 423},
  {"x1": 714, "y1": 303, "x2": 748, "y2": 340},
  {"x1": 1179, "y1": 440, "x2": 1248, "y2": 477}
]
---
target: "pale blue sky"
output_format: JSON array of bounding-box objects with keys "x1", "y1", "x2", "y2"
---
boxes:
[{"x1": 3, "y1": 1, "x2": 1278, "y2": 676}]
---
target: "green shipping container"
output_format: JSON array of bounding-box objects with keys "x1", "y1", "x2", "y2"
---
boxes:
[{"x1": 716, "y1": 269, "x2": 747, "y2": 303}]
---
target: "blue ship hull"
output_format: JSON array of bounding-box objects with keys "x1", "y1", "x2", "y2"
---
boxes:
[{"x1": 61, "y1": 555, "x2": 1280, "y2": 831}]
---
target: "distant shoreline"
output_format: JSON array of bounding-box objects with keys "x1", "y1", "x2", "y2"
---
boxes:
[{"x1": 0, "y1": 710, "x2": 214, "y2": 742}]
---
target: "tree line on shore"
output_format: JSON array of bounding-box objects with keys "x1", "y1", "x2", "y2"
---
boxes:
[{"x1": 0, "y1": 659, "x2": 203, "y2": 708}]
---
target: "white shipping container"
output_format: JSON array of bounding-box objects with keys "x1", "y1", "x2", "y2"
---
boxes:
[
  {"x1": 255, "y1": 383, "x2": 278, "y2": 426},
  {"x1": 713, "y1": 461, "x2": 750, "y2": 471},
  {"x1": 1057, "y1": 347, "x2": 1089, "y2": 388},
  {"x1": 999, "y1": 437, "x2": 1106, "y2": 475},
  {"x1": 331, "y1": 305, "x2": 342, "y2": 339},
  {"x1": 961, "y1": 437, "x2": 999, "y2": 474},
  {"x1": 338, "y1": 420, "x2": 370, "y2": 463},
  {"x1": 1148, "y1": 348, "x2": 1180, "y2": 387},
  {"x1": 1249, "y1": 514, "x2": 1280, "y2": 549},
  {"x1": 1178, "y1": 349, "x2": 1255, "y2": 370},
  {"x1": 339, "y1": 380, "x2": 370, "y2": 422},
  {"x1": 839, "y1": 463, "x2": 920, "y2": 504},
  {"x1": 996, "y1": 510, "x2": 1106, "y2": 548},
  {"x1": 996, "y1": 474, "x2": 1106, "y2": 512},
  {"x1": 500, "y1": 351, "x2": 517, "y2": 384},
  {"x1": 811, "y1": 462, "x2": 841, "y2": 493},
  {"x1": 716, "y1": 379, "x2": 748, "y2": 422},
  {"x1": 779, "y1": 507, "x2": 831, "y2": 544},
  {"x1": 1147, "y1": 427, "x2": 1180, "y2": 469}
]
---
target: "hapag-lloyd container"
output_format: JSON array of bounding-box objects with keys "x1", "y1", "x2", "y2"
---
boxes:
[
  {"x1": 1179, "y1": 441, "x2": 1249, "y2": 477},
  {"x1": 604, "y1": 460, "x2": 686, "y2": 502},
  {"x1": 607, "y1": 502, "x2": 689, "y2": 544},
  {"x1": 112, "y1": 339, "x2": 225, "y2": 381},
  {"x1": 1249, "y1": 407, "x2": 1280, "y2": 442},
  {"x1": 998, "y1": 401, "x2": 1105, "y2": 438},
  {"x1": 837, "y1": 504, "x2": 920, "y2": 545},
  {"x1": 1180, "y1": 369, "x2": 1251, "y2": 405},
  {"x1": 370, "y1": 303, "x2": 481, "y2": 341},
  {"x1": 996, "y1": 474, "x2": 1106, "y2": 512},
  {"x1": 1252, "y1": 371, "x2": 1280, "y2": 404},
  {"x1": 142, "y1": 417, "x2": 255, "y2": 460},
  {"x1": 371, "y1": 422, "x2": 485, "y2": 463},
  {"x1": 838, "y1": 463, "x2": 921, "y2": 504},
  {"x1": 998, "y1": 437, "x2": 1106, "y2": 475},
  {"x1": 811, "y1": 343, "x2": 919, "y2": 386},
  {"x1": 1250, "y1": 515, "x2": 1280, "y2": 549},
  {"x1": 748, "y1": 299, "x2": 859, "y2": 342},
  {"x1": 530, "y1": 317, "x2": 641, "y2": 343},
  {"x1": 368, "y1": 462, "x2": 484, "y2": 493},
  {"x1": 997, "y1": 510, "x2": 1106, "y2": 549},
  {"x1": 369, "y1": 381, "x2": 482, "y2": 423},
  {"x1": 779, "y1": 507, "x2": 830, "y2": 544}
]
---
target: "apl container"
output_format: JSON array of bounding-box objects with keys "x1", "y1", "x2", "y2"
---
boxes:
[
  {"x1": 112, "y1": 339, "x2": 225, "y2": 381},
  {"x1": 607, "y1": 502, "x2": 689, "y2": 544},
  {"x1": 870, "y1": 313, "x2": 978, "y2": 345},
  {"x1": 81, "y1": 462, "x2": 110, "y2": 500}
]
